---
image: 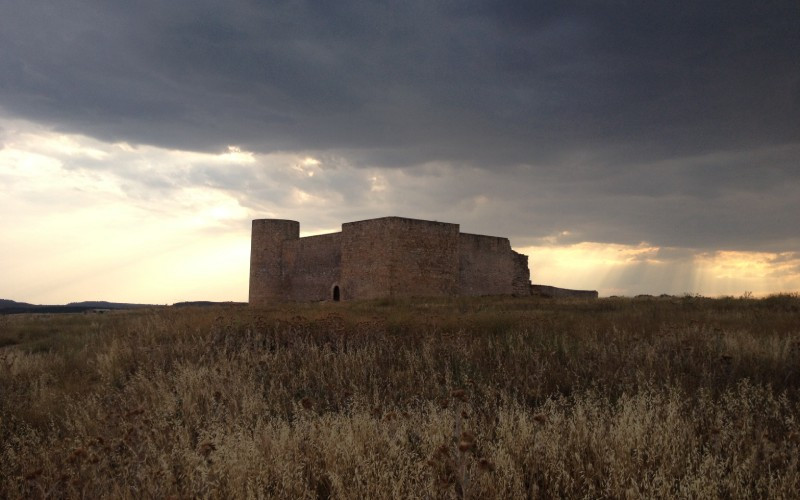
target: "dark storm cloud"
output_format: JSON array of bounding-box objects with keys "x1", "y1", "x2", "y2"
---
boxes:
[
  {"x1": 360, "y1": 147, "x2": 800, "y2": 252},
  {"x1": 1, "y1": 0, "x2": 799, "y2": 252},
  {"x1": 2, "y1": 0, "x2": 798, "y2": 160}
]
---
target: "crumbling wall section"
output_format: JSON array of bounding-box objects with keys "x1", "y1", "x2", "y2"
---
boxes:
[
  {"x1": 282, "y1": 232, "x2": 342, "y2": 301},
  {"x1": 531, "y1": 284, "x2": 599, "y2": 299},
  {"x1": 458, "y1": 233, "x2": 516, "y2": 296},
  {"x1": 512, "y1": 251, "x2": 532, "y2": 296}
]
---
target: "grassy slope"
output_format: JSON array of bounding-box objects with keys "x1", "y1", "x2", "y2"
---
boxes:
[{"x1": 1, "y1": 295, "x2": 799, "y2": 498}]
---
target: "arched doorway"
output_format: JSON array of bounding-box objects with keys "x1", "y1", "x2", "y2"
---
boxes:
[{"x1": 332, "y1": 285, "x2": 340, "y2": 302}]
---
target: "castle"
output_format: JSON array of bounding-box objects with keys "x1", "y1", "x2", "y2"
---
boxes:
[{"x1": 249, "y1": 216, "x2": 534, "y2": 304}]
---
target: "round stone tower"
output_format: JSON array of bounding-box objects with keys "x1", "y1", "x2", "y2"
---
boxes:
[{"x1": 249, "y1": 219, "x2": 299, "y2": 305}]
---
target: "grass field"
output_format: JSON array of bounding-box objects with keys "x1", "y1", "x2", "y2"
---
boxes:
[{"x1": 1, "y1": 294, "x2": 799, "y2": 498}]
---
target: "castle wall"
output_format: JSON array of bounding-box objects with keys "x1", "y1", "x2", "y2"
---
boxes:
[
  {"x1": 340, "y1": 217, "x2": 460, "y2": 299},
  {"x1": 387, "y1": 218, "x2": 459, "y2": 297},
  {"x1": 249, "y1": 219, "x2": 299, "y2": 305},
  {"x1": 511, "y1": 251, "x2": 532, "y2": 296},
  {"x1": 340, "y1": 218, "x2": 394, "y2": 300},
  {"x1": 249, "y1": 216, "x2": 539, "y2": 303},
  {"x1": 282, "y1": 232, "x2": 342, "y2": 301},
  {"x1": 458, "y1": 233, "x2": 516, "y2": 296},
  {"x1": 531, "y1": 284, "x2": 598, "y2": 299}
]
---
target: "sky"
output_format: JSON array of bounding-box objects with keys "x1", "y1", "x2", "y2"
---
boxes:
[{"x1": 1, "y1": 0, "x2": 799, "y2": 304}]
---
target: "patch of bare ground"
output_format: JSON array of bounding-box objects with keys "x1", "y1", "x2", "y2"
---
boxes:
[{"x1": 1, "y1": 294, "x2": 799, "y2": 498}]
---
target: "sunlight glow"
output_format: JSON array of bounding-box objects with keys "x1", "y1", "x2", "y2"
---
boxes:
[
  {"x1": 2, "y1": 116, "x2": 797, "y2": 304},
  {"x1": 218, "y1": 145, "x2": 256, "y2": 164},
  {"x1": 369, "y1": 175, "x2": 387, "y2": 192},
  {"x1": 0, "y1": 120, "x2": 258, "y2": 303},
  {"x1": 292, "y1": 156, "x2": 322, "y2": 178},
  {"x1": 519, "y1": 243, "x2": 800, "y2": 297}
]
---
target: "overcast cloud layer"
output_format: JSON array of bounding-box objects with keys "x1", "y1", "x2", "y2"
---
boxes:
[{"x1": 1, "y1": 0, "x2": 800, "y2": 300}]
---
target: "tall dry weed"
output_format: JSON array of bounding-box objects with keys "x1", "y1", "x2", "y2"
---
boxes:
[{"x1": 1, "y1": 295, "x2": 799, "y2": 497}]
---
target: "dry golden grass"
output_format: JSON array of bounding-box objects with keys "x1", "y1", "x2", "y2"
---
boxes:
[{"x1": 1, "y1": 294, "x2": 799, "y2": 498}]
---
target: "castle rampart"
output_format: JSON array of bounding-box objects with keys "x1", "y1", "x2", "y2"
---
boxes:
[
  {"x1": 282, "y1": 232, "x2": 342, "y2": 301},
  {"x1": 249, "y1": 216, "x2": 535, "y2": 304},
  {"x1": 458, "y1": 233, "x2": 518, "y2": 296},
  {"x1": 249, "y1": 219, "x2": 299, "y2": 304}
]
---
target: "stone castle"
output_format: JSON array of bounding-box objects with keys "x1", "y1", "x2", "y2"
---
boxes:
[{"x1": 249, "y1": 216, "x2": 537, "y2": 304}]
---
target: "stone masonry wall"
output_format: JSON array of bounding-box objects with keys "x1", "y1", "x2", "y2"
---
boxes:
[
  {"x1": 512, "y1": 251, "x2": 532, "y2": 296},
  {"x1": 340, "y1": 217, "x2": 460, "y2": 299},
  {"x1": 340, "y1": 218, "x2": 394, "y2": 300},
  {"x1": 249, "y1": 219, "x2": 299, "y2": 305},
  {"x1": 387, "y1": 218, "x2": 460, "y2": 298},
  {"x1": 458, "y1": 233, "x2": 516, "y2": 295},
  {"x1": 250, "y1": 216, "x2": 540, "y2": 303},
  {"x1": 282, "y1": 232, "x2": 342, "y2": 301},
  {"x1": 531, "y1": 284, "x2": 599, "y2": 299}
]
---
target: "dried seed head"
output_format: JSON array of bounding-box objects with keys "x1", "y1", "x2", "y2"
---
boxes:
[
  {"x1": 478, "y1": 458, "x2": 495, "y2": 472},
  {"x1": 24, "y1": 468, "x2": 43, "y2": 481},
  {"x1": 458, "y1": 431, "x2": 476, "y2": 452},
  {"x1": 458, "y1": 440, "x2": 474, "y2": 453},
  {"x1": 125, "y1": 408, "x2": 144, "y2": 418},
  {"x1": 300, "y1": 397, "x2": 313, "y2": 410},
  {"x1": 533, "y1": 413, "x2": 547, "y2": 424},
  {"x1": 198, "y1": 442, "x2": 216, "y2": 457},
  {"x1": 68, "y1": 448, "x2": 88, "y2": 463},
  {"x1": 451, "y1": 389, "x2": 467, "y2": 402},
  {"x1": 437, "y1": 471, "x2": 456, "y2": 487}
]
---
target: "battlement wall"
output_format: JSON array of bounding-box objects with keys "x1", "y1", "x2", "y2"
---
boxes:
[
  {"x1": 340, "y1": 217, "x2": 460, "y2": 299},
  {"x1": 283, "y1": 232, "x2": 342, "y2": 301},
  {"x1": 249, "y1": 216, "x2": 542, "y2": 303},
  {"x1": 511, "y1": 251, "x2": 532, "y2": 296},
  {"x1": 531, "y1": 284, "x2": 598, "y2": 299},
  {"x1": 249, "y1": 219, "x2": 299, "y2": 305},
  {"x1": 458, "y1": 233, "x2": 516, "y2": 296},
  {"x1": 387, "y1": 218, "x2": 459, "y2": 298},
  {"x1": 340, "y1": 218, "x2": 394, "y2": 300}
]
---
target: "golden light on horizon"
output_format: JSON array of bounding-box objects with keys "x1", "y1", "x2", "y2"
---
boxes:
[
  {"x1": 520, "y1": 243, "x2": 800, "y2": 297},
  {"x1": 1, "y1": 118, "x2": 797, "y2": 305},
  {"x1": 0, "y1": 126, "x2": 258, "y2": 304}
]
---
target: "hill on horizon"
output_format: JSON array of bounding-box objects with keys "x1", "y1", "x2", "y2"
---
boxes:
[
  {"x1": 0, "y1": 299, "x2": 246, "y2": 314},
  {"x1": 0, "y1": 299, "x2": 159, "y2": 315}
]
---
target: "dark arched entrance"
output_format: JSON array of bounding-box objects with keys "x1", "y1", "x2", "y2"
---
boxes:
[{"x1": 332, "y1": 285, "x2": 340, "y2": 302}]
